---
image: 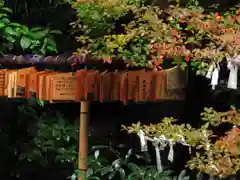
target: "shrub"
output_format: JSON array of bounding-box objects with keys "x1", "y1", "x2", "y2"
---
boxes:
[{"x1": 123, "y1": 107, "x2": 240, "y2": 179}]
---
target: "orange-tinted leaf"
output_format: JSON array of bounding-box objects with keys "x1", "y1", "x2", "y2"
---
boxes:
[{"x1": 103, "y1": 57, "x2": 112, "y2": 64}]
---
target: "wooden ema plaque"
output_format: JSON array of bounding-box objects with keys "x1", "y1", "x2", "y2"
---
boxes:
[
  {"x1": 51, "y1": 73, "x2": 76, "y2": 101},
  {"x1": 138, "y1": 72, "x2": 154, "y2": 102},
  {"x1": 42, "y1": 72, "x2": 59, "y2": 100},
  {"x1": 0, "y1": 69, "x2": 7, "y2": 96},
  {"x1": 4, "y1": 70, "x2": 11, "y2": 96},
  {"x1": 0, "y1": 68, "x2": 186, "y2": 102},
  {"x1": 127, "y1": 70, "x2": 145, "y2": 101},
  {"x1": 12, "y1": 71, "x2": 18, "y2": 98},
  {"x1": 164, "y1": 66, "x2": 186, "y2": 100},
  {"x1": 85, "y1": 71, "x2": 100, "y2": 101},
  {"x1": 75, "y1": 70, "x2": 88, "y2": 101},
  {"x1": 26, "y1": 70, "x2": 52, "y2": 98},
  {"x1": 4, "y1": 70, "x2": 17, "y2": 98},
  {"x1": 16, "y1": 67, "x2": 37, "y2": 98},
  {"x1": 120, "y1": 72, "x2": 128, "y2": 104},
  {"x1": 7, "y1": 71, "x2": 13, "y2": 98},
  {"x1": 26, "y1": 72, "x2": 39, "y2": 98},
  {"x1": 153, "y1": 70, "x2": 167, "y2": 100},
  {"x1": 37, "y1": 71, "x2": 54, "y2": 100},
  {"x1": 166, "y1": 66, "x2": 186, "y2": 90},
  {"x1": 46, "y1": 74, "x2": 55, "y2": 101},
  {"x1": 111, "y1": 71, "x2": 122, "y2": 101},
  {"x1": 100, "y1": 71, "x2": 112, "y2": 102}
]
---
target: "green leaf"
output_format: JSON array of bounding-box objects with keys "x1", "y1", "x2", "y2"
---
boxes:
[
  {"x1": 40, "y1": 48, "x2": 46, "y2": 54},
  {"x1": 6, "y1": 35, "x2": 15, "y2": 42},
  {"x1": 1, "y1": 18, "x2": 10, "y2": 23},
  {"x1": 127, "y1": 162, "x2": 141, "y2": 172},
  {"x1": 46, "y1": 45, "x2": 57, "y2": 53},
  {"x1": 20, "y1": 25, "x2": 29, "y2": 35},
  {"x1": 86, "y1": 168, "x2": 94, "y2": 178},
  {"x1": 30, "y1": 40, "x2": 41, "y2": 48},
  {"x1": 36, "y1": 99, "x2": 44, "y2": 107},
  {"x1": 0, "y1": 22, "x2": 5, "y2": 29},
  {"x1": 6, "y1": 27, "x2": 21, "y2": 36},
  {"x1": 0, "y1": 7, "x2": 13, "y2": 13},
  {"x1": 39, "y1": 38, "x2": 48, "y2": 54},
  {"x1": 29, "y1": 31, "x2": 48, "y2": 40},
  {"x1": 88, "y1": 177, "x2": 100, "y2": 180},
  {"x1": 9, "y1": 22, "x2": 22, "y2": 27},
  {"x1": 50, "y1": 30, "x2": 62, "y2": 34},
  {"x1": 98, "y1": 166, "x2": 113, "y2": 176},
  {"x1": 31, "y1": 27, "x2": 44, "y2": 32},
  {"x1": 20, "y1": 36, "x2": 32, "y2": 49},
  {"x1": 4, "y1": 27, "x2": 15, "y2": 35},
  {"x1": 47, "y1": 37, "x2": 56, "y2": 46},
  {"x1": 0, "y1": 14, "x2": 8, "y2": 19}
]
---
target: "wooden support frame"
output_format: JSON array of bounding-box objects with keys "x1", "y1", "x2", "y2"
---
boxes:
[{"x1": 78, "y1": 101, "x2": 89, "y2": 180}]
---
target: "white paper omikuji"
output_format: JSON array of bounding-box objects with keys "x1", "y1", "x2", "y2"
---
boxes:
[
  {"x1": 159, "y1": 135, "x2": 167, "y2": 150},
  {"x1": 168, "y1": 140, "x2": 174, "y2": 162},
  {"x1": 209, "y1": 176, "x2": 214, "y2": 180},
  {"x1": 227, "y1": 61, "x2": 238, "y2": 89},
  {"x1": 197, "y1": 173, "x2": 203, "y2": 180},
  {"x1": 138, "y1": 130, "x2": 148, "y2": 152},
  {"x1": 70, "y1": 173, "x2": 77, "y2": 180},
  {"x1": 210, "y1": 164, "x2": 219, "y2": 172},
  {"x1": 176, "y1": 134, "x2": 191, "y2": 153},
  {"x1": 206, "y1": 64, "x2": 214, "y2": 79},
  {"x1": 211, "y1": 64, "x2": 220, "y2": 90},
  {"x1": 232, "y1": 54, "x2": 240, "y2": 66},
  {"x1": 152, "y1": 137, "x2": 162, "y2": 173}
]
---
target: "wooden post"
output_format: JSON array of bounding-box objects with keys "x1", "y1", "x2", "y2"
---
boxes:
[{"x1": 78, "y1": 101, "x2": 89, "y2": 180}]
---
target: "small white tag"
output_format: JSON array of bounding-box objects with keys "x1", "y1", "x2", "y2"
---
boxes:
[
  {"x1": 159, "y1": 135, "x2": 167, "y2": 150},
  {"x1": 159, "y1": 143, "x2": 165, "y2": 150},
  {"x1": 197, "y1": 173, "x2": 203, "y2": 180},
  {"x1": 227, "y1": 55, "x2": 239, "y2": 89},
  {"x1": 206, "y1": 64, "x2": 214, "y2": 79},
  {"x1": 70, "y1": 173, "x2": 77, "y2": 180},
  {"x1": 138, "y1": 130, "x2": 148, "y2": 152},
  {"x1": 152, "y1": 137, "x2": 162, "y2": 173},
  {"x1": 209, "y1": 176, "x2": 214, "y2": 180},
  {"x1": 227, "y1": 61, "x2": 238, "y2": 89},
  {"x1": 232, "y1": 54, "x2": 240, "y2": 66},
  {"x1": 211, "y1": 64, "x2": 219, "y2": 90},
  {"x1": 159, "y1": 135, "x2": 167, "y2": 142},
  {"x1": 210, "y1": 164, "x2": 219, "y2": 172},
  {"x1": 168, "y1": 140, "x2": 174, "y2": 162}
]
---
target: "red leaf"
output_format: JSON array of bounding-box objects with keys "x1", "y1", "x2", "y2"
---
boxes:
[
  {"x1": 155, "y1": 60, "x2": 162, "y2": 66},
  {"x1": 103, "y1": 57, "x2": 112, "y2": 64},
  {"x1": 185, "y1": 56, "x2": 190, "y2": 62}
]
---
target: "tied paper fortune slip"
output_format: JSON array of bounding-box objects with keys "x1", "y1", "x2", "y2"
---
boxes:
[{"x1": 227, "y1": 54, "x2": 240, "y2": 89}]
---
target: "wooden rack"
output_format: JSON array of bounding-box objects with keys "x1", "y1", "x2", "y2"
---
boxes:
[{"x1": 0, "y1": 62, "x2": 186, "y2": 180}]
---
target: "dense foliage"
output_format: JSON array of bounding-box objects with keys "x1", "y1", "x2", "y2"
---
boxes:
[
  {"x1": 65, "y1": 0, "x2": 240, "y2": 74},
  {"x1": 123, "y1": 107, "x2": 240, "y2": 179},
  {"x1": 0, "y1": 6, "x2": 60, "y2": 55},
  {"x1": 12, "y1": 102, "x2": 189, "y2": 180}
]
